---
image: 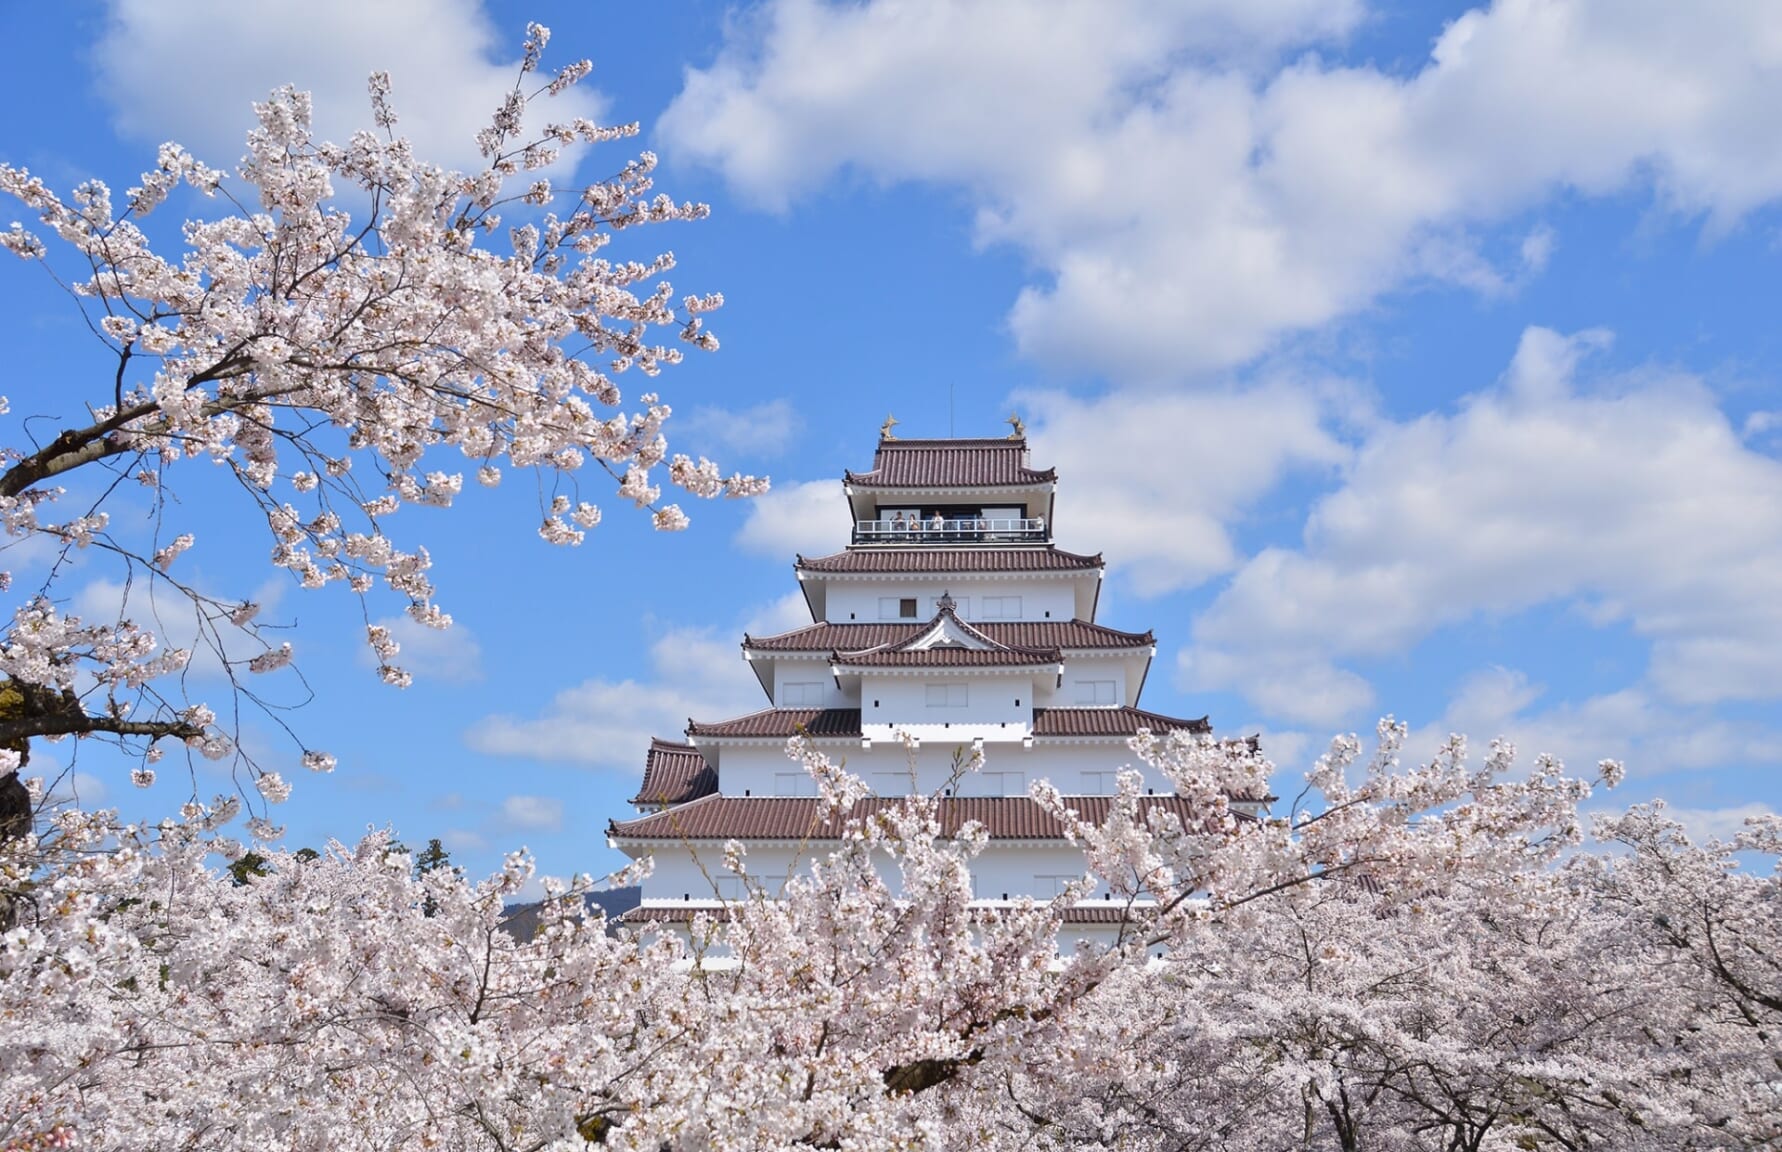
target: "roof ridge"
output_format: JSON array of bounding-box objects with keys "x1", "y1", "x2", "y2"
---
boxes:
[
  {"x1": 742, "y1": 619, "x2": 1151, "y2": 652},
  {"x1": 794, "y1": 546, "x2": 1103, "y2": 573},
  {"x1": 609, "y1": 792, "x2": 1258, "y2": 842},
  {"x1": 875, "y1": 437, "x2": 1025, "y2": 446}
]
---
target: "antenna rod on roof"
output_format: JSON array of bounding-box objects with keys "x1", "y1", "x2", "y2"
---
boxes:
[{"x1": 950, "y1": 383, "x2": 955, "y2": 437}]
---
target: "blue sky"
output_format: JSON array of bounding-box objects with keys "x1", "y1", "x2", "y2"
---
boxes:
[{"x1": 3, "y1": 0, "x2": 1779, "y2": 886}]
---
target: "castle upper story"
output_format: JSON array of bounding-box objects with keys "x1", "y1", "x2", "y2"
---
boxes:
[
  {"x1": 608, "y1": 429, "x2": 1261, "y2": 928},
  {"x1": 613, "y1": 429, "x2": 1224, "y2": 810}
]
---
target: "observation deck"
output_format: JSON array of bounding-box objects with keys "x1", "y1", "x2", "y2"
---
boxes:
[{"x1": 852, "y1": 515, "x2": 1048, "y2": 546}]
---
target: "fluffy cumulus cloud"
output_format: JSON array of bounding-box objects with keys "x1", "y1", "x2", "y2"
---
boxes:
[
  {"x1": 1181, "y1": 327, "x2": 1782, "y2": 733},
  {"x1": 679, "y1": 399, "x2": 806, "y2": 460},
  {"x1": 96, "y1": 0, "x2": 604, "y2": 172},
  {"x1": 467, "y1": 594, "x2": 809, "y2": 771},
  {"x1": 497, "y1": 794, "x2": 563, "y2": 833},
  {"x1": 1652, "y1": 801, "x2": 1781, "y2": 846},
  {"x1": 358, "y1": 613, "x2": 484, "y2": 684},
  {"x1": 736, "y1": 478, "x2": 853, "y2": 559},
  {"x1": 661, "y1": 0, "x2": 1782, "y2": 380},
  {"x1": 74, "y1": 576, "x2": 287, "y2": 682},
  {"x1": 1023, "y1": 382, "x2": 1348, "y2": 595},
  {"x1": 1409, "y1": 667, "x2": 1782, "y2": 784}
]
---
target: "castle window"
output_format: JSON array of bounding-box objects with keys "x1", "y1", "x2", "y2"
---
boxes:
[
  {"x1": 774, "y1": 772, "x2": 819, "y2": 797},
  {"x1": 1073, "y1": 679, "x2": 1117, "y2": 706},
  {"x1": 871, "y1": 771, "x2": 913, "y2": 796},
  {"x1": 980, "y1": 595, "x2": 1021, "y2": 619},
  {"x1": 1080, "y1": 770, "x2": 1117, "y2": 794},
  {"x1": 781, "y1": 681, "x2": 824, "y2": 706},
  {"x1": 925, "y1": 683, "x2": 968, "y2": 708}
]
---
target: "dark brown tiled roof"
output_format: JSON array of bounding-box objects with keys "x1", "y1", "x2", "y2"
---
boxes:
[
  {"x1": 622, "y1": 903, "x2": 1144, "y2": 924},
  {"x1": 845, "y1": 438, "x2": 1056, "y2": 489},
  {"x1": 684, "y1": 706, "x2": 1208, "y2": 741},
  {"x1": 611, "y1": 794, "x2": 1220, "y2": 841},
  {"x1": 745, "y1": 620, "x2": 1154, "y2": 652},
  {"x1": 826, "y1": 601, "x2": 1061, "y2": 669},
  {"x1": 831, "y1": 647, "x2": 1060, "y2": 669},
  {"x1": 628, "y1": 739, "x2": 716, "y2": 806},
  {"x1": 797, "y1": 547, "x2": 1102, "y2": 574},
  {"x1": 686, "y1": 708, "x2": 862, "y2": 738},
  {"x1": 1032, "y1": 707, "x2": 1211, "y2": 737}
]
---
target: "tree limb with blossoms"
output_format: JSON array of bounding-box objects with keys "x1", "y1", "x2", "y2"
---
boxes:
[
  {"x1": 8, "y1": 721, "x2": 1775, "y2": 1150},
  {"x1": 0, "y1": 22, "x2": 763, "y2": 801}
]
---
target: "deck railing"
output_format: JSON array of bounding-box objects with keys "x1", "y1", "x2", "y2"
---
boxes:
[{"x1": 853, "y1": 517, "x2": 1047, "y2": 545}]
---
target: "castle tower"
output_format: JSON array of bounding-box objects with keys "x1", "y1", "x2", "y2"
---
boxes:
[{"x1": 608, "y1": 433, "x2": 1253, "y2": 942}]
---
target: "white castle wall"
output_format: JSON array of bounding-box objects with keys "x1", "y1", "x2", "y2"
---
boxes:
[
  {"x1": 635, "y1": 840, "x2": 1104, "y2": 905},
  {"x1": 860, "y1": 673, "x2": 1031, "y2": 738},
  {"x1": 767, "y1": 653, "x2": 1133, "y2": 710},
  {"x1": 709, "y1": 739, "x2": 1173, "y2": 799},
  {"x1": 821, "y1": 579, "x2": 1079, "y2": 624},
  {"x1": 769, "y1": 660, "x2": 853, "y2": 708},
  {"x1": 1041, "y1": 661, "x2": 1131, "y2": 707}
]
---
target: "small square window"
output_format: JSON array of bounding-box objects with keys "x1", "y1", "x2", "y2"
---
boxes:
[
  {"x1": 871, "y1": 771, "x2": 913, "y2": 796},
  {"x1": 781, "y1": 681, "x2": 823, "y2": 706},
  {"x1": 1081, "y1": 770, "x2": 1118, "y2": 794},
  {"x1": 925, "y1": 683, "x2": 968, "y2": 707},
  {"x1": 1074, "y1": 679, "x2": 1117, "y2": 706},
  {"x1": 900, "y1": 598, "x2": 918, "y2": 618},
  {"x1": 774, "y1": 772, "x2": 818, "y2": 797}
]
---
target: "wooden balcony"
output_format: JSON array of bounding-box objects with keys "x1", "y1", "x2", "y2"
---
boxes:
[{"x1": 852, "y1": 516, "x2": 1048, "y2": 545}]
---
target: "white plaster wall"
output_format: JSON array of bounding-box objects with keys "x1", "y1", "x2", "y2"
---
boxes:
[
  {"x1": 638, "y1": 842, "x2": 919, "y2": 908},
  {"x1": 966, "y1": 843, "x2": 1099, "y2": 899},
  {"x1": 710, "y1": 739, "x2": 1174, "y2": 799},
  {"x1": 758, "y1": 649, "x2": 1133, "y2": 709},
  {"x1": 635, "y1": 839, "x2": 1097, "y2": 906},
  {"x1": 769, "y1": 659, "x2": 852, "y2": 708},
  {"x1": 1035, "y1": 655, "x2": 1128, "y2": 707},
  {"x1": 859, "y1": 672, "x2": 1032, "y2": 739},
  {"x1": 822, "y1": 578, "x2": 1078, "y2": 624},
  {"x1": 633, "y1": 919, "x2": 1141, "y2": 957}
]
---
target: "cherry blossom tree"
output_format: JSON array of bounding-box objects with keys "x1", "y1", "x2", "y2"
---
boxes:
[
  {"x1": 6, "y1": 723, "x2": 1775, "y2": 1150},
  {"x1": 0, "y1": 26, "x2": 1773, "y2": 1152},
  {"x1": 0, "y1": 23, "x2": 763, "y2": 798}
]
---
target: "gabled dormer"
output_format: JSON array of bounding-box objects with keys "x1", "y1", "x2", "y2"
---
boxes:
[
  {"x1": 842, "y1": 435, "x2": 1057, "y2": 547},
  {"x1": 844, "y1": 594, "x2": 1060, "y2": 744}
]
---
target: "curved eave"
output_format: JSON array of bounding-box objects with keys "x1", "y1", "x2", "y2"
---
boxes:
[
  {"x1": 840, "y1": 476, "x2": 1057, "y2": 493},
  {"x1": 796, "y1": 567, "x2": 1099, "y2": 584},
  {"x1": 831, "y1": 660, "x2": 1064, "y2": 679}
]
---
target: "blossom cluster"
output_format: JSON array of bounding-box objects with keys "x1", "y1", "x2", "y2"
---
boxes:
[
  {"x1": 0, "y1": 28, "x2": 765, "y2": 789},
  {"x1": 1, "y1": 729, "x2": 1774, "y2": 1150}
]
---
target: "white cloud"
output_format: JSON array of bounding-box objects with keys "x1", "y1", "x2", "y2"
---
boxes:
[
  {"x1": 441, "y1": 827, "x2": 488, "y2": 854},
  {"x1": 1242, "y1": 726, "x2": 1314, "y2": 776},
  {"x1": 498, "y1": 794, "x2": 563, "y2": 833},
  {"x1": 69, "y1": 771, "x2": 110, "y2": 807},
  {"x1": 358, "y1": 613, "x2": 484, "y2": 683},
  {"x1": 1182, "y1": 327, "x2": 1782, "y2": 726},
  {"x1": 74, "y1": 576, "x2": 287, "y2": 682},
  {"x1": 1654, "y1": 801, "x2": 1779, "y2": 846},
  {"x1": 467, "y1": 611, "x2": 781, "y2": 771},
  {"x1": 1023, "y1": 382, "x2": 1347, "y2": 595},
  {"x1": 1407, "y1": 667, "x2": 1782, "y2": 783},
  {"x1": 679, "y1": 399, "x2": 806, "y2": 459},
  {"x1": 95, "y1": 0, "x2": 603, "y2": 173},
  {"x1": 662, "y1": 0, "x2": 1782, "y2": 380},
  {"x1": 735, "y1": 478, "x2": 852, "y2": 558},
  {"x1": 744, "y1": 591, "x2": 817, "y2": 638}
]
